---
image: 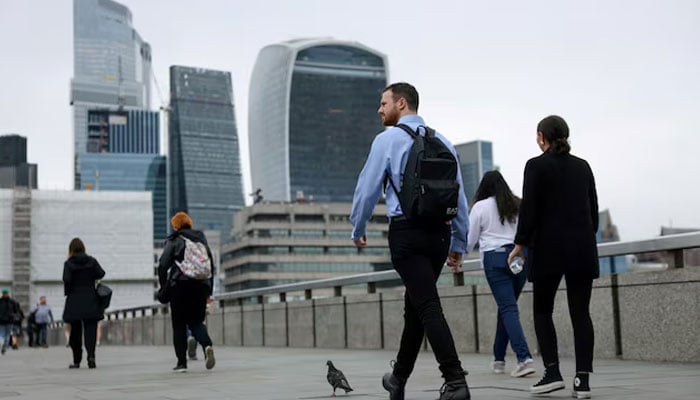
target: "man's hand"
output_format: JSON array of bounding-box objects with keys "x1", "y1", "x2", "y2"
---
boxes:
[
  {"x1": 508, "y1": 244, "x2": 525, "y2": 266},
  {"x1": 446, "y1": 251, "x2": 463, "y2": 273},
  {"x1": 353, "y1": 235, "x2": 367, "y2": 248}
]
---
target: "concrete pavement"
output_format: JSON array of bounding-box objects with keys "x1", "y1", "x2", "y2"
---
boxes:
[{"x1": 1, "y1": 346, "x2": 698, "y2": 399}]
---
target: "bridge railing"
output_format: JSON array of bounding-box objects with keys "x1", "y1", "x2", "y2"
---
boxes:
[
  {"x1": 50, "y1": 232, "x2": 700, "y2": 363},
  {"x1": 91, "y1": 231, "x2": 698, "y2": 317}
]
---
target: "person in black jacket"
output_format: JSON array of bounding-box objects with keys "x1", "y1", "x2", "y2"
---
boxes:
[
  {"x1": 0, "y1": 288, "x2": 21, "y2": 354},
  {"x1": 158, "y1": 211, "x2": 216, "y2": 372},
  {"x1": 508, "y1": 115, "x2": 598, "y2": 399},
  {"x1": 63, "y1": 238, "x2": 106, "y2": 369}
]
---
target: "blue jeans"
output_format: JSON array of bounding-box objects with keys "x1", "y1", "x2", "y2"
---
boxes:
[
  {"x1": 36, "y1": 323, "x2": 48, "y2": 345},
  {"x1": 0, "y1": 324, "x2": 10, "y2": 349},
  {"x1": 483, "y1": 246, "x2": 532, "y2": 363}
]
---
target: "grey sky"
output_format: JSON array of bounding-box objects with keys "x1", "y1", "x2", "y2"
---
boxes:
[{"x1": 1, "y1": 0, "x2": 698, "y2": 240}]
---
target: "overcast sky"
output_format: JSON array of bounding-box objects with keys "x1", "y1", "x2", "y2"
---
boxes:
[{"x1": 1, "y1": 0, "x2": 698, "y2": 240}]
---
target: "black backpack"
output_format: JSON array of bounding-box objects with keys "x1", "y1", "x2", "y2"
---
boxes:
[{"x1": 386, "y1": 124, "x2": 461, "y2": 224}]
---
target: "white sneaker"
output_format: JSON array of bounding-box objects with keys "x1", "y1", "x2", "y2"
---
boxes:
[
  {"x1": 511, "y1": 358, "x2": 536, "y2": 377},
  {"x1": 492, "y1": 360, "x2": 506, "y2": 374}
]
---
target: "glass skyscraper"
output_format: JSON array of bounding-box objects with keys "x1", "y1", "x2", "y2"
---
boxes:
[
  {"x1": 455, "y1": 140, "x2": 494, "y2": 204},
  {"x1": 168, "y1": 66, "x2": 245, "y2": 242},
  {"x1": 80, "y1": 154, "x2": 166, "y2": 243},
  {"x1": 249, "y1": 38, "x2": 388, "y2": 202},
  {"x1": 71, "y1": 0, "x2": 165, "y2": 244},
  {"x1": 86, "y1": 109, "x2": 159, "y2": 154},
  {"x1": 71, "y1": 0, "x2": 152, "y2": 188}
]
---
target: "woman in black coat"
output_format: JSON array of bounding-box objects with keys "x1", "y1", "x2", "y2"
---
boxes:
[
  {"x1": 509, "y1": 116, "x2": 598, "y2": 399},
  {"x1": 63, "y1": 237, "x2": 105, "y2": 369},
  {"x1": 158, "y1": 212, "x2": 216, "y2": 372}
]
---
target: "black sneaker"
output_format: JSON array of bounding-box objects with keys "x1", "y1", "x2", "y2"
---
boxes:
[
  {"x1": 68, "y1": 363, "x2": 80, "y2": 369},
  {"x1": 173, "y1": 364, "x2": 187, "y2": 373},
  {"x1": 205, "y1": 346, "x2": 216, "y2": 370},
  {"x1": 572, "y1": 373, "x2": 591, "y2": 399},
  {"x1": 382, "y1": 372, "x2": 406, "y2": 400},
  {"x1": 530, "y1": 366, "x2": 565, "y2": 395},
  {"x1": 87, "y1": 357, "x2": 96, "y2": 369},
  {"x1": 438, "y1": 380, "x2": 470, "y2": 400},
  {"x1": 187, "y1": 337, "x2": 197, "y2": 360}
]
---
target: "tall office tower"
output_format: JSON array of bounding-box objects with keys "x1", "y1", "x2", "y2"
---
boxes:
[
  {"x1": 454, "y1": 140, "x2": 494, "y2": 204},
  {"x1": 0, "y1": 134, "x2": 38, "y2": 189},
  {"x1": 71, "y1": 0, "x2": 152, "y2": 188},
  {"x1": 168, "y1": 66, "x2": 245, "y2": 242},
  {"x1": 249, "y1": 38, "x2": 388, "y2": 202},
  {"x1": 78, "y1": 109, "x2": 165, "y2": 244}
]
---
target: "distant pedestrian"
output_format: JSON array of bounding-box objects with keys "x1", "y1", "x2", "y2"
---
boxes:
[
  {"x1": 30, "y1": 296, "x2": 54, "y2": 348},
  {"x1": 158, "y1": 212, "x2": 216, "y2": 372},
  {"x1": 0, "y1": 288, "x2": 21, "y2": 355},
  {"x1": 63, "y1": 238, "x2": 106, "y2": 369},
  {"x1": 467, "y1": 170, "x2": 535, "y2": 377},
  {"x1": 350, "y1": 82, "x2": 470, "y2": 400},
  {"x1": 11, "y1": 306, "x2": 23, "y2": 349},
  {"x1": 26, "y1": 307, "x2": 37, "y2": 347},
  {"x1": 509, "y1": 115, "x2": 599, "y2": 398}
]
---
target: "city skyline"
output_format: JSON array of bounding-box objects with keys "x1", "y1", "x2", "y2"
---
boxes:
[{"x1": 1, "y1": 0, "x2": 699, "y2": 240}]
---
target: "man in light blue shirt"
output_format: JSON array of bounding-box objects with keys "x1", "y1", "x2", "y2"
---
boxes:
[{"x1": 350, "y1": 82, "x2": 470, "y2": 400}]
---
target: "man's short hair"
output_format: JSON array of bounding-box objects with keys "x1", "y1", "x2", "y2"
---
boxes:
[{"x1": 384, "y1": 82, "x2": 419, "y2": 111}]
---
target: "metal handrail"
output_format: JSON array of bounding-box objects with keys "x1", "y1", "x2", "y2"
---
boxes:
[{"x1": 101, "y1": 231, "x2": 700, "y2": 317}]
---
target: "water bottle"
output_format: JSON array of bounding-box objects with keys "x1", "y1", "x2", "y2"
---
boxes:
[{"x1": 509, "y1": 256, "x2": 524, "y2": 274}]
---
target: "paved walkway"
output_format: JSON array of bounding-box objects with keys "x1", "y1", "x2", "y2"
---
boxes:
[{"x1": 0, "y1": 346, "x2": 698, "y2": 399}]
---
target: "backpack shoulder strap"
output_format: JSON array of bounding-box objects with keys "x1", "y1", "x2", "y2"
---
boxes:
[{"x1": 395, "y1": 124, "x2": 418, "y2": 138}]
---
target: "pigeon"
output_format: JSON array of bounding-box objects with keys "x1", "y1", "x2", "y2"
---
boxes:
[{"x1": 326, "y1": 360, "x2": 353, "y2": 396}]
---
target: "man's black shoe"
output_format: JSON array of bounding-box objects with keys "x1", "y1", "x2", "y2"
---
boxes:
[
  {"x1": 382, "y1": 372, "x2": 406, "y2": 400},
  {"x1": 438, "y1": 380, "x2": 470, "y2": 400}
]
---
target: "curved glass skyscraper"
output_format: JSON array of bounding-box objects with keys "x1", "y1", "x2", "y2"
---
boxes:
[{"x1": 249, "y1": 39, "x2": 388, "y2": 202}]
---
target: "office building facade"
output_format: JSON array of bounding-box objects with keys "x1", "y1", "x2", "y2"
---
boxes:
[
  {"x1": 71, "y1": 0, "x2": 152, "y2": 187},
  {"x1": 168, "y1": 66, "x2": 245, "y2": 241},
  {"x1": 0, "y1": 189, "x2": 155, "y2": 315},
  {"x1": 455, "y1": 140, "x2": 494, "y2": 204},
  {"x1": 0, "y1": 135, "x2": 38, "y2": 189},
  {"x1": 79, "y1": 153, "x2": 166, "y2": 243},
  {"x1": 86, "y1": 109, "x2": 159, "y2": 154},
  {"x1": 222, "y1": 202, "x2": 392, "y2": 294},
  {"x1": 249, "y1": 38, "x2": 388, "y2": 202}
]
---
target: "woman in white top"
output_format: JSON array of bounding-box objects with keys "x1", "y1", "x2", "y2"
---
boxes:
[{"x1": 467, "y1": 171, "x2": 535, "y2": 377}]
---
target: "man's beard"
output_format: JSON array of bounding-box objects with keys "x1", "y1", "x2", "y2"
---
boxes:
[{"x1": 382, "y1": 112, "x2": 398, "y2": 126}]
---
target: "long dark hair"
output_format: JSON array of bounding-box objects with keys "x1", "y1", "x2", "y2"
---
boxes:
[
  {"x1": 537, "y1": 115, "x2": 571, "y2": 154},
  {"x1": 68, "y1": 237, "x2": 86, "y2": 258},
  {"x1": 473, "y1": 170, "x2": 520, "y2": 224}
]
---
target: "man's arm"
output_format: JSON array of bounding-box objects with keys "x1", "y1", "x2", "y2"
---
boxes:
[
  {"x1": 446, "y1": 138, "x2": 470, "y2": 255},
  {"x1": 350, "y1": 135, "x2": 387, "y2": 245}
]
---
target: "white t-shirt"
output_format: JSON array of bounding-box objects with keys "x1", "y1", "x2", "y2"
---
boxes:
[{"x1": 467, "y1": 196, "x2": 518, "y2": 255}]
